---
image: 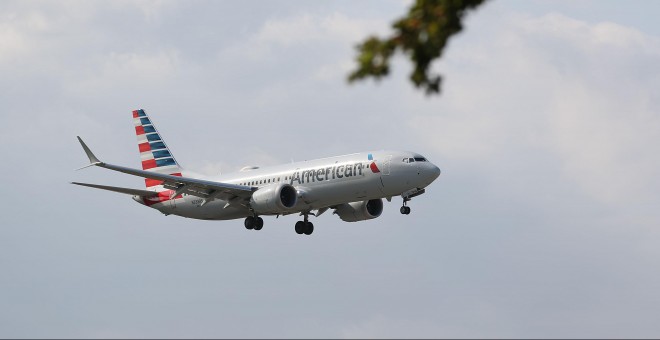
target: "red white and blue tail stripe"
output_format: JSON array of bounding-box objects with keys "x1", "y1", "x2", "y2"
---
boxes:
[{"x1": 133, "y1": 109, "x2": 183, "y2": 190}]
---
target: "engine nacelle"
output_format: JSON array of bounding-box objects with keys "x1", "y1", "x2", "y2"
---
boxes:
[
  {"x1": 250, "y1": 183, "x2": 298, "y2": 214},
  {"x1": 334, "y1": 198, "x2": 384, "y2": 222}
]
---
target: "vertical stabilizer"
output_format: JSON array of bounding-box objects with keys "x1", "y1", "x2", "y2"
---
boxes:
[{"x1": 132, "y1": 109, "x2": 183, "y2": 190}]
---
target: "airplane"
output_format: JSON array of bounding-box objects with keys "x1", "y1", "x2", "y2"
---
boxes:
[{"x1": 73, "y1": 109, "x2": 441, "y2": 235}]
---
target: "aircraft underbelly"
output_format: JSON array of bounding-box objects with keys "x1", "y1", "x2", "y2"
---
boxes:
[{"x1": 155, "y1": 197, "x2": 250, "y2": 220}]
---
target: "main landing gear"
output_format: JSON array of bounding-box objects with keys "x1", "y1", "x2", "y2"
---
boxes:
[
  {"x1": 244, "y1": 216, "x2": 264, "y2": 230},
  {"x1": 294, "y1": 214, "x2": 314, "y2": 235},
  {"x1": 244, "y1": 215, "x2": 314, "y2": 235}
]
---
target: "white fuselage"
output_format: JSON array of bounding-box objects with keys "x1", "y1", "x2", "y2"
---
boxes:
[{"x1": 138, "y1": 150, "x2": 440, "y2": 220}]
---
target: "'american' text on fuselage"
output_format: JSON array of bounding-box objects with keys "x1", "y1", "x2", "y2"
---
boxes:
[{"x1": 290, "y1": 162, "x2": 365, "y2": 185}]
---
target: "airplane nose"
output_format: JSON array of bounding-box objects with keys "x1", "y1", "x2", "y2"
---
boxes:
[
  {"x1": 431, "y1": 165, "x2": 441, "y2": 180},
  {"x1": 422, "y1": 164, "x2": 441, "y2": 186}
]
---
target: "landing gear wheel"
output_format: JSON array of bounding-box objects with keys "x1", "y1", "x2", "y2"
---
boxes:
[
  {"x1": 253, "y1": 217, "x2": 264, "y2": 230},
  {"x1": 400, "y1": 206, "x2": 411, "y2": 215},
  {"x1": 295, "y1": 221, "x2": 305, "y2": 234},
  {"x1": 244, "y1": 216, "x2": 255, "y2": 229},
  {"x1": 304, "y1": 222, "x2": 314, "y2": 235}
]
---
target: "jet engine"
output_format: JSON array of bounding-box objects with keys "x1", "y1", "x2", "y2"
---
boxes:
[
  {"x1": 333, "y1": 198, "x2": 383, "y2": 222},
  {"x1": 249, "y1": 183, "x2": 298, "y2": 214}
]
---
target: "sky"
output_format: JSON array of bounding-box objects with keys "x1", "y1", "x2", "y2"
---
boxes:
[{"x1": 1, "y1": 0, "x2": 660, "y2": 338}]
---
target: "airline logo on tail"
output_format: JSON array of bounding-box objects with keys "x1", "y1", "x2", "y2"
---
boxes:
[
  {"x1": 133, "y1": 109, "x2": 179, "y2": 171},
  {"x1": 133, "y1": 109, "x2": 183, "y2": 202}
]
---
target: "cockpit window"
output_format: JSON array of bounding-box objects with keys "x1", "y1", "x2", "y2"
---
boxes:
[{"x1": 404, "y1": 157, "x2": 427, "y2": 162}]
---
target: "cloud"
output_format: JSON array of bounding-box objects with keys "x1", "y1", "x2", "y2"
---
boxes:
[
  {"x1": 411, "y1": 12, "x2": 660, "y2": 206},
  {"x1": 214, "y1": 10, "x2": 390, "y2": 85},
  {"x1": 0, "y1": 8, "x2": 50, "y2": 64},
  {"x1": 68, "y1": 49, "x2": 181, "y2": 96},
  {"x1": 255, "y1": 12, "x2": 386, "y2": 46}
]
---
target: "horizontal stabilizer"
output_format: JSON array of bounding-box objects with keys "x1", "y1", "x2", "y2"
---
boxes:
[{"x1": 71, "y1": 182, "x2": 159, "y2": 197}]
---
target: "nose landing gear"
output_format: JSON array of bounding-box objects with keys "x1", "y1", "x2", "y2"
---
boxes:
[
  {"x1": 400, "y1": 198, "x2": 411, "y2": 215},
  {"x1": 400, "y1": 188, "x2": 425, "y2": 215}
]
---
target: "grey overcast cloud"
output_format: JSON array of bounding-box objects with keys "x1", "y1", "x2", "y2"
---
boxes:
[{"x1": 1, "y1": 0, "x2": 659, "y2": 338}]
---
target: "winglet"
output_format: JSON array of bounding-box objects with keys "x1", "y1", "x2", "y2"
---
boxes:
[
  {"x1": 77, "y1": 136, "x2": 100, "y2": 163},
  {"x1": 76, "y1": 136, "x2": 102, "y2": 170}
]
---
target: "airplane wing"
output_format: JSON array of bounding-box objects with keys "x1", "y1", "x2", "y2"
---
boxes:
[
  {"x1": 72, "y1": 182, "x2": 159, "y2": 197},
  {"x1": 75, "y1": 136, "x2": 255, "y2": 205}
]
